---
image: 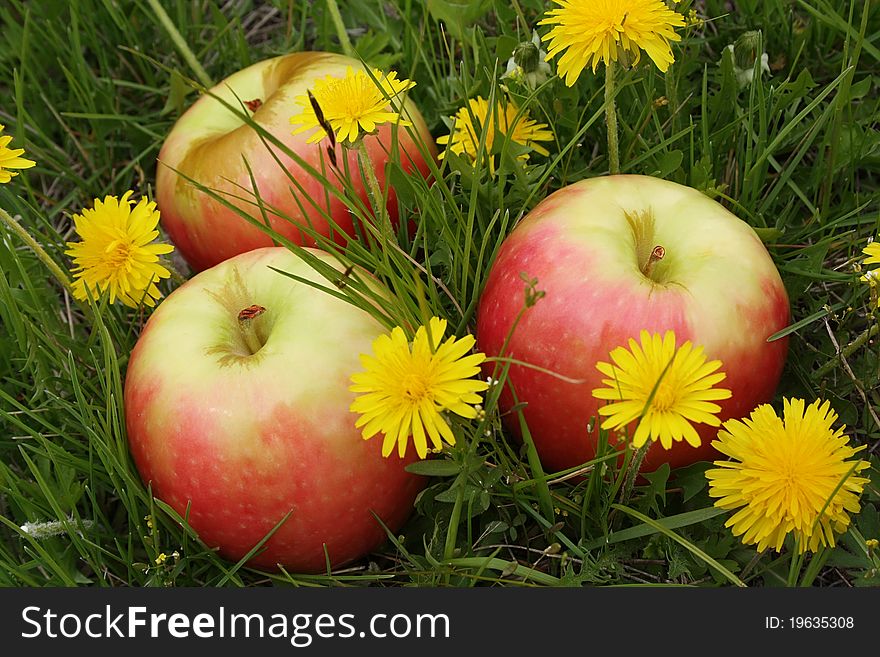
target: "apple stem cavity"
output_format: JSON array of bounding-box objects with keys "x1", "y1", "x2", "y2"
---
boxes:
[
  {"x1": 643, "y1": 245, "x2": 666, "y2": 280},
  {"x1": 237, "y1": 304, "x2": 267, "y2": 355}
]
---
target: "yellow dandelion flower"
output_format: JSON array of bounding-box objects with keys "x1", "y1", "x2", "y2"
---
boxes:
[
  {"x1": 436, "y1": 96, "x2": 554, "y2": 173},
  {"x1": 65, "y1": 191, "x2": 174, "y2": 308},
  {"x1": 0, "y1": 124, "x2": 37, "y2": 184},
  {"x1": 592, "y1": 330, "x2": 732, "y2": 450},
  {"x1": 350, "y1": 317, "x2": 490, "y2": 459},
  {"x1": 289, "y1": 67, "x2": 415, "y2": 145},
  {"x1": 539, "y1": 0, "x2": 686, "y2": 86},
  {"x1": 863, "y1": 241, "x2": 880, "y2": 267},
  {"x1": 860, "y1": 241, "x2": 880, "y2": 306},
  {"x1": 706, "y1": 399, "x2": 870, "y2": 554}
]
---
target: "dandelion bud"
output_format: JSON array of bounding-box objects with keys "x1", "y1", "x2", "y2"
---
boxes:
[
  {"x1": 513, "y1": 39, "x2": 540, "y2": 74},
  {"x1": 733, "y1": 31, "x2": 763, "y2": 69},
  {"x1": 722, "y1": 30, "x2": 770, "y2": 89},
  {"x1": 502, "y1": 31, "x2": 552, "y2": 88}
]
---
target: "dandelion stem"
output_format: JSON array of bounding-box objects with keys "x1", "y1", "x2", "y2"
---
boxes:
[
  {"x1": 620, "y1": 440, "x2": 650, "y2": 505},
  {"x1": 325, "y1": 0, "x2": 355, "y2": 58},
  {"x1": 355, "y1": 140, "x2": 392, "y2": 239},
  {"x1": 798, "y1": 545, "x2": 830, "y2": 587},
  {"x1": 787, "y1": 541, "x2": 806, "y2": 587},
  {"x1": 443, "y1": 480, "x2": 465, "y2": 567},
  {"x1": 604, "y1": 61, "x2": 620, "y2": 175},
  {"x1": 814, "y1": 322, "x2": 879, "y2": 379},
  {"x1": 0, "y1": 207, "x2": 75, "y2": 297}
]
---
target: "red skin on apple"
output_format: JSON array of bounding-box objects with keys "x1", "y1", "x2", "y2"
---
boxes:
[
  {"x1": 156, "y1": 52, "x2": 437, "y2": 272},
  {"x1": 124, "y1": 247, "x2": 424, "y2": 571},
  {"x1": 476, "y1": 175, "x2": 790, "y2": 473}
]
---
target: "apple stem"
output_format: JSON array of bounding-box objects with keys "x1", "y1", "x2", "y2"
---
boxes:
[
  {"x1": 238, "y1": 304, "x2": 267, "y2": 355},
  {"x1": 642, "y1": 245, "x2": 666, "y2": 279}
]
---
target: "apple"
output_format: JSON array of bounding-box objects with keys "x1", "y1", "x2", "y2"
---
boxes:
[
  {"x1": 156, "y1": 52, "x2": 437, "y2": 272},
  {"x1": 476, "y1": 175, "x2": 790, "y2": 473},
  {"x1": 124, "y1": 246, "x2": 424, "y2": 571}
]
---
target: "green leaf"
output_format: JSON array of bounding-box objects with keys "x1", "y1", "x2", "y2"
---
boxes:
[
  {"x1": 160, "y1": 69, "x2": 192, "y2": 116},
  {"x1": 480, "y1": 520, "x2": 509, "y2": 537},
  {"x1": 405, "y1": 459, "x2": 462, "y2": 477},
  {"x1": 435, "y1": 485, "x2": 474, "y2": 504},
  {"x1": 671, "y1": 462, "x2": 712, "y2": 502},
  {"x1": 753, "y1": 227, "x2": 784, "y2": 243},
  {"x1": 639, "y1": 462, "x2": 670, "y2": 515},
  {"x1": 856, "y1": 503, "x2": 879, "y2": 539},
  {"x1": 444, "y1": 557, "x2": 561, "y2": 585},
  {"x1": 654, "y1": 150, "x2": 683, "y2": 178},
  {"x1": 849, "y1": 76, "x2": 872, "y2": 100},
  {"x1": 387, "y1": 162, "x2": 418, "y2": 210},
  {"x1": 582, "y1": 506, "x2": 728, "y2": 550},
  {"x1": 426, "y1": 0, "x2": 492, "y2": 40},
  {"x1": 612, "y1": 504, "x2": 746, "y2": 587},
  {"x1": 353, "y1": 31, "x2": 399, "y2": 70}
]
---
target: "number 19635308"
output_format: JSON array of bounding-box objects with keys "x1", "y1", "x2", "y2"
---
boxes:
[{"x1": 765, "y1": 616, "x2": 854, "y2": 629}]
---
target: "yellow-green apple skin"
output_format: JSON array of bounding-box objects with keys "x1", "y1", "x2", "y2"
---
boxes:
[
  {"x1": 156, "y1": 52, "x2": 437, "y2": 272},
  {"x1": 476, "y1": 175, "x2": 790, "y2": 473},
  {"x1": 124, "y1": 247, "x2": 423, "y2": 571}
]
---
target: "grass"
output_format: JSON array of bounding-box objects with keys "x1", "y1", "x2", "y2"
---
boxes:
[{"x1": 0, "y1": 0, "x2": 878, "y2": 588}]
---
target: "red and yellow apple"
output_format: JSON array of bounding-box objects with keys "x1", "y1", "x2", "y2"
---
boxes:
[
  {"x1": 156, "y1": 52, "x2": 437, "y2": 272},
  {"x1": 124, "y1": 247, "x2": 424, "y2": 571},
  {"x1": 476, "y1": 175, "x2": 790, "y2": 473}
]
